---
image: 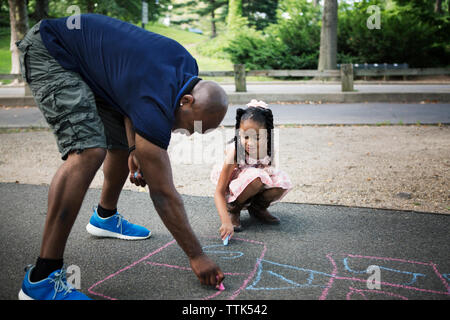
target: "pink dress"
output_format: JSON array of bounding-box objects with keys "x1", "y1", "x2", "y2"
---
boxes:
[{"x1": 210, "y1": 146, "x2": 292, "y2": 206}]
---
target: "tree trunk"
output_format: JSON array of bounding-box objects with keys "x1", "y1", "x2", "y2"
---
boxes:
[
  {"x1": 34, "y1": 0, "x2": 49, "y2": 20},
  {"x1": 434, "y1": 0, "x2": 442, "y2": 14},
  {"x1": 210, "y1": 2, "x2": 217, "y2": 38},
  {"x1": 318, "y1": 0, "x2": 338, "y2": 72},
  {"x1": 227, "y1": 0, "x2": 243, "y2": 29},
  {"x1": 8, "y1": 0, "x2": 29, "y2": 78},
  {"x1": 86, "y1": 0, "x2": 95, "y2": 13}
]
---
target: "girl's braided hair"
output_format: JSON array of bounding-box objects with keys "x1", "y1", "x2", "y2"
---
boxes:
[{"x1": 232, "y1": 106, "x2": 274, "y2": 165}]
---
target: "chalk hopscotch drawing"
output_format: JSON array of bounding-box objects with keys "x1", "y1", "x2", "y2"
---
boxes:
[
  {"x1": 321, "y1": 254, "x2": 450, "y2": 300},
  {"x1": 87, "y1": 237, "x2": 449, "y2": 300},
  {"x1": 249, "y1": 253, "x2": 449, "y2": 300},
  {"x1": 88, "y1": 237, "x2": 267, "y2": 300}
]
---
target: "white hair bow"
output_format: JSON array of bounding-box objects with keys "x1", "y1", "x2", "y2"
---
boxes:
[{"x1": 246, "y1": 99, "x2": 269, "y2": 109}]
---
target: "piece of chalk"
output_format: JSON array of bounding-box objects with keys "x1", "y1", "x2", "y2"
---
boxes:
[
  {"x1": 223, "y1": 235, "x2": 229, "y2": 246},
  {"x1": 216, "y1": 276, "x2": 225, "y2": 291},
  {"x1": 134, "y1": 172, "x2": 138, "y2": 178}
]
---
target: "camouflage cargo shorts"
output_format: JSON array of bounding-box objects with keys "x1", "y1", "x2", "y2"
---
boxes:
[{"x1": 16, "y1": 21, "x2": 128, "y2": 160}]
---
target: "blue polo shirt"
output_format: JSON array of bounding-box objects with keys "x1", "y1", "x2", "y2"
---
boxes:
[{"x1": 39, "y1": 14, "x2": 200, "y2": 150}]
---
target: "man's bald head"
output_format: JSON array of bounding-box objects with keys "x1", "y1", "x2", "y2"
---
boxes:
[
  {"x1": 191, "y1": 80, "x2": 228, "y2": 114},
  {"x1": 173, "y1": 80, "x2": 228, "y2": 134}
]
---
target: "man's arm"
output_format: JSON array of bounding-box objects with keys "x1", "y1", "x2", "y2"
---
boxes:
[
  {"x1": 134, "y1": 133, "x2": 224, "y2": 287},
  {"x1": 124, "y1": 116, "x2": 135, "y2": 147},
  {"x1": 124, "y1": 116, "x2": 146, "y2": 187}
]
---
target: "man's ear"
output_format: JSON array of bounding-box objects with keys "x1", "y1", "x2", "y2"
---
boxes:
[{"x1": 180, "y1": 94, "x2": 194, "y2": 107}]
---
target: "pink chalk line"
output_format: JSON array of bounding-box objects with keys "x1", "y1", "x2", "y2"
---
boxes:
[
  {"x1": 202, "y1": 290, "x2": 224, "y2": 300},
  {"x1": 333, "y1": 276, "x2": 449, "y2": 296},
  {"x1": 88, "y1": 239, "x2": 176, "y2": 300},
  {"x1": 228, "y1": 237, "x2": 267, "y2": 300},
  {"x1": 346, "y1": 287, "x2": 408, "y2": 300},
  {"x1": 432, "y1": 263, "x2": 450, "y2": 294},
  {"x1": 345, "y1": 253, "x2": 433, "y2": 266},
  {"x1": 144, "y1": 261, "x2": 247, "y2": 276},
  {"x1": 319, "y1": 253, "x2": 338, "y2": 300}
]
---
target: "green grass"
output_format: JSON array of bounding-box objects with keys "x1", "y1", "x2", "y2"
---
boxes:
[
  {"x1": 0, "y1": 23, "x2": 234, "y2": 75},
  {"x1": 146, "y1": 23, "x2": 205, "y2": 45},
  {"x1": 145, "y1": 23, "x2": 233, "y2": 71},
  {"x1": 0, "y1": 28, "x2": 11, "y2": 74}
]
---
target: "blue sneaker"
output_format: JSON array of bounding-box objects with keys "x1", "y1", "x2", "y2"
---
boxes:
[
  {"x1": 19, "y1": 265, "x2": 91, "y2": 300},
  {"x1": 86, "y1": 207, "x2": 151, "y2": 240}
]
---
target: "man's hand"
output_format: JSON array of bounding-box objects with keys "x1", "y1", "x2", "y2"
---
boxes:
[
  {"x1": 128, "y1": 152, "x2": 146, "y2": 187},
  {"x1": 190, "y1": 254, "x2": 225, "y2": 288},
  {"x1": 124, "y1": 116, "x2": 146, "y2": 187}
]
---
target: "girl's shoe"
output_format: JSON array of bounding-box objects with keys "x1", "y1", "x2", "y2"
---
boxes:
[{"x1": 248, "y1": 194, "x2": 280, "y2": 225}]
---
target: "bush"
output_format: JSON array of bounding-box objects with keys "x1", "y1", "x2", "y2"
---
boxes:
[
  {"x1": 217, "y1": 0, "x2": 450, "y2": 70},
  {"x1": 224, "y1": 0, "x2": 321, "y2": 70},
  {"x1": 338, "y1": 1, "x2": 449, "y2": 67}
]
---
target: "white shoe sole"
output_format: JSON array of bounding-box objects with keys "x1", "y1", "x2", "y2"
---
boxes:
[
  {"x1": 86, "y1": 223, "x2": 151, "y2": 240},
  {"x1": 18, "y1": 289, "x2": 34, "y2": 300}
]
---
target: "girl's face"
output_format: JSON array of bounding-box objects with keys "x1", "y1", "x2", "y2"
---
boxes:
[{"x1": 239, "y1": 119, "x2": 268, "y2": 159}]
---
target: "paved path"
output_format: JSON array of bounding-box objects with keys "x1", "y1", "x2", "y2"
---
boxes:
[
  {"x1": 220, "y1": 83, "x2": 450, "y2": 94},
  {"x1": 1, "y1": 102, "x2": 449, "y2": 128},
  {"x1": 2, "y1": 83, "x2": 450, "y2": 105},
  {"x1": 1, "y1": 183, "x2": 449, "y2": 300},
  {"x1": 223, "y1": 103, "x2": 450, "y2": 125},
  {"x1": 1, "y1": 84, "x2": 450, "y2": 96}
]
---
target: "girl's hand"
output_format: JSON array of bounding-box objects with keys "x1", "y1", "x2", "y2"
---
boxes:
[{"x1": 219, "y1": 222, "x2": 234, "y2": 241}]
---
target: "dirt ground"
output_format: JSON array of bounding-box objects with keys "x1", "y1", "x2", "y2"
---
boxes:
[{"x1": 0, "y1": 125, "x2": 449, "y2": 214}]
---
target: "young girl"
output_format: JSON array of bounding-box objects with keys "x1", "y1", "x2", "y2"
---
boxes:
[{"x1": 211, "y1": 99, "x2": 292, "y2": 242}]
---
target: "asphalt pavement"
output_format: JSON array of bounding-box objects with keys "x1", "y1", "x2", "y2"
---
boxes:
[
  {"x1": 2, "y1": 83, "x2": 450, "y2": 106},
  {"x1": 1, "y1": 102, "x2": 449, "y2": 128},
  {"x1": 223, "y1": 103, "x2": 450, "y2": 125},
  {"x1": 1, "y1": 183, "x2": 449, "y2": 300},
  {"x1": 1, "y1": 83, "x2": 449, "y2": 125}
]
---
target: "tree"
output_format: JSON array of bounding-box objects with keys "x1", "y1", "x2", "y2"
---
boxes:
[
  {"x1": 227, "y1": 0, "x2": 244, "y2": 30},
  {"x1": 317, "y1": 0, "x2": 337, "y2": 71},
  {"x1": 207, "y1": 0, "x2": 228, "y2": 37},
  {"x1": 224, "y1": 0, "x2": 322, "y2": 70},
  {"x1": 241, "y1": 0, "x2": 278, "y2": 30},
  {"x1": 434, "y1": 0, "x2": 442, "y2": 13},
  {"x1": 338, "y1": 1, "x2": 449, "y2": 68},
  {"x1": 176, "y1": 0, "x2": 227, "y2": 38},
  {"x1": 33, "y1": 0, "x2": 49, "y2": 20},
  {"x1": 43, "y1": 0, "x2": 170, "y2": 24},
  {"x1": 8, "y1": 0, "x2": 28, "y2": 78}
]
